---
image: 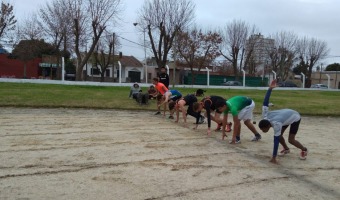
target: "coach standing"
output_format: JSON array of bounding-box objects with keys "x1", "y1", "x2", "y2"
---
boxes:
[{"x1": 158, "y1": 67, "x2": 169, "y2": 89}]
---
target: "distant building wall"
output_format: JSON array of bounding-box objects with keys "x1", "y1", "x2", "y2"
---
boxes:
[{"x1": 0, "y1": 54, "x2": 41, "y2": 78}]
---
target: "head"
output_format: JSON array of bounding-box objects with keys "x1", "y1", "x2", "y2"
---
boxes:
[
  {"x1": 149, "y1": 85, "x2": 155, "y2": 89},
  {"x1": 139, "y1": 89, "x2": 142, "y2": 93},
  {"x1": 156, "y1": 94, "x2": 163, "y2": 101},
  {"x1": 216, "y1": 99, "x2": 227, "y2": 113},
  {"x1": 133, "y1": 83, "x2": 139, "y2": 88},
  {"x1": 160, "y1": 67, "x2": 166, "y2": 74},
  {"x1": 258, "y1": 119, "x2": 271, "y2": 132},
  {"x1": 152, "y1": 78, "x2": 159, "y2": 85},
  {"x1": 193, "y1": 102, "x2": 204, "y2": 112},
  {"x1": 196, "y1": 89, "x2": 205, "y2": 97},
  {"x1": 168, "y1": 100, "x2": 176, "y2": 111}
]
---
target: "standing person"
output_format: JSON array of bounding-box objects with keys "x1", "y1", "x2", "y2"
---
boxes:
[
  {"x1": 129, "y1": 82, "x2": 141, "y2": 99},
  {"x1": 153, "y1": 78, "x2": 168, "y2": 115},
  {"x1": 158, "y1": 89, "x2": 182, "y2": 118},
  {"x1": 158, "y1": 67, "x2": 169, "y2": 89},
  {"x1": 258, "y1": 80, "x2": 308, "y2": 164},
  {"x1": 218, "y1": 96, "x2": 262, "y2": 144},
  {"x1": 192, "y1": 96, "x2": 231, "y2": 137}
]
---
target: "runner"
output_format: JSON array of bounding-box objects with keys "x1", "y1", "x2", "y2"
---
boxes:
[
  {"x1": 218, "y1": 96, "x2": 262, "y2": 143},
  {"x1": 193, "y1": 96, "x2": 231, "y2": 137},
  {"x1": 158, "y1": 89, "x2": 182, "y2": 118},
  {"x1": 258, "y1": 79, "x2": 308, "y2": 164},
  {"x1": 153, "y1": 78, "x2": 168, "y2": 115}
]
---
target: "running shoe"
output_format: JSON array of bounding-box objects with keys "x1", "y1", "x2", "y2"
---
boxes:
[
  {"x1": 168, "y1": 115, "x2": 174, "y2": 119},
  {"x1": 225, "y1": 122, "x2": 232, "y2": 132},
  {"x1": 198, "y1": 116, "x2": 205, "y2": 124},
  {"x1": 229, "y1": 139, "x2": 241, "y2": 144},
  {"x1": 251, "y1": 134, "x2": 262, "y2": 141},
  {"x1": 299, "y1": 149, "x2": 308, "y2": 160},
  {"x1": 278, "y1": 149, "x2": 290, "y2": 156},
  {"x1": 154, "y1": 111, "x2": 161, "y2": 115},
  {"x1": 215, "y1": 123, "x2": 222, "y2": 131}
]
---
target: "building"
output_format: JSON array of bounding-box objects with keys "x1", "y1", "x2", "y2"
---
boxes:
[
  {"x1": 311, "y1": 71, "x2": 340, "y2": 89},
  {"x1": 246, "y1": 34, "x2": 275, "y2": 77},
  {"x1": 83, "y1": 54, "x2": 146, "y2": 83},
  {"x1": 0, "y1": 54, "x2": 41, "y2": 79}
]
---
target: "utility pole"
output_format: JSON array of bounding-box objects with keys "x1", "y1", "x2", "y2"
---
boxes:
[{"x1": 112, "y1": 32, "x2": 115, "y2": 82}]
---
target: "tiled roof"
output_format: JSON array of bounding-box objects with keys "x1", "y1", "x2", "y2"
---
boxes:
[{"x1": 117, "y1": 55, "x2": 143, "y2": 68}]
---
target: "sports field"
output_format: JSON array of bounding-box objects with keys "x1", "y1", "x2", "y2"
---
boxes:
[{"x1": 0, "y1": 107, "x2": 339, "y2": 200}]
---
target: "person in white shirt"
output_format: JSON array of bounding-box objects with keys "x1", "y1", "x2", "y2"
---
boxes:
[{"x1": 258, "y1": 80, "x2": 308, "y2": 164}]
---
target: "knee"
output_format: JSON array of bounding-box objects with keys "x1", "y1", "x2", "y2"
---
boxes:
[{"x1": 288, "y1": 137, "x2": 295, "y2": 144}]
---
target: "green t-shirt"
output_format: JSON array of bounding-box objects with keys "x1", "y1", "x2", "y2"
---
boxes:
[{"x1": 224, "y1": 96, "x2": 252, "y2": 116}]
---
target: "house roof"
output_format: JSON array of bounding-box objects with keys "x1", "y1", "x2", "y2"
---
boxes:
[{"x1": 117, "y1": 55, "x2": 143, "y2": 68}]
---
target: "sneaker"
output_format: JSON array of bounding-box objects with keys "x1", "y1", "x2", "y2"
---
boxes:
[
  {"x1": 215, "y1": 123, "x2": 222, "y2": 131},
  {"x1": 155, "y1": 111, "x2": 161, "y2": 115},
  {"x1": 251, "y1": 134, "x2": 262, "y2": 141},
  {"x1": 198, "y1": 116, "x2": 205, "y2": 124},
  {"x1": 225, "y1": 122, "x2": 232, "y2": 132},
  {"x1": 299, "y1": 149, "x2": 308, "y2": 160},
  {"x1": 169, "y1": 115, "x2": 174, "y2": 119},
  {"x1": 229, "y1": 139, "x2": 241, "y2": 144},
  {"x1": 278, "y1": 149, "x2": 290, "y2": 156}
]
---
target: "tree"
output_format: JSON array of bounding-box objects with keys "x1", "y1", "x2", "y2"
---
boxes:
[
  {"x1": 325, "y1": 63, "x2": 340, "y2": 71},
  {"x1": 220, "y1": 20, "x2": 257, "y2": 79},
  {"x1": 0, "y1": 1, "x2": 16, "y2": 40},
  {"x1": 175, "y1": 27, "x2": 222, "y2": 84},
  {"x1": 17, "y1": 14, "x2": 44, "y2": 40},
  {"x1": 137, "y1": 0, "x2": 195, "y2": 71},
  {"x1": 39, "y1": 0, "x2": 74, "y2": 79},
  {"x1": 45, "y1": 0, "x2": 121, "y2": 81},
  {"x1": 60, "y1": 0, "x2": 122, "y2": 81},
  {"x1": 267, "y1": 31, "x2": 298, "y2": 80},
  {"x1": 92, "y1": 32, "x2": 120, "y2": 82},
  {"x1": 296, "y1": 37, "x2": 329, "y2": 87}
]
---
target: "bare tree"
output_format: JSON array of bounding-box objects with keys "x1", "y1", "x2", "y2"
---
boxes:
[
  {"x1": 296, "y1": 37, "x2": 329, "y2": 87},
  {"x1": 0, "y1": 1, "x2": 16, "y2": 40},
  {"x1": 267, "y1": 31, "x2": 298, "y2": 80},
  {"x1": 92, "y1": 32, "x2": 120, "y2": 82},
  {"x1": 175, "y1": 27, "x2": 222, "y2": 84},
  {"x1": 220, "y1": 20, "x2": 257, "y2": 78},
  {"x1": 17, "y1": 14, "x2": 44, "y2": 40},
  {"x1": 39, "y1": 0, "x2": 73, "y2": 52},
  {"x1": 39, "y1": 0, "x2": 75, "y2": 79},
  {"x1": 137, "y1": 0, "x2": 195, "y2": 70},
  {"x1": 66, "y1": 0, "x2": 122, "y2": 81}
]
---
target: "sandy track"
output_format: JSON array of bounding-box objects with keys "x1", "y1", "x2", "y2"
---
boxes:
[{"x1": 0, "y1": 108, "x2": 339, "y2": 200}]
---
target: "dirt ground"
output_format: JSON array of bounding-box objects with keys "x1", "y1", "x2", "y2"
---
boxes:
[{"x1": 0, "y1": 107, "x2": 339, "y2": 200}]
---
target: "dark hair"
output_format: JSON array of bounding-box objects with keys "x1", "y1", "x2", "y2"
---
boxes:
[
  {"x1": 153, "y1": 77, "x2": 159, "y2": 82},
  {"x1": 168, "y1": 101, "x2": 176, "y2": 111},
  {"x1": 192, "y1": 102, "x2": 200, "y2": 112},
  {"x1": 156, "y1": 94, "x2": 163, "y2": 101},
  {"x1": 215, "y1": 99, "x2": 227, "y2": 109},
  {"x1": 196, "y1": 89, "x2": 205, "y2": 96},
  {"x1": 259, "y1": 119, "x2": 271, "y2": 129}
]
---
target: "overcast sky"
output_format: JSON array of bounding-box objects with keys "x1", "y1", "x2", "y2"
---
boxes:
[{"x1": 12, "y1": 0, "x2": 340, "y2": 65}]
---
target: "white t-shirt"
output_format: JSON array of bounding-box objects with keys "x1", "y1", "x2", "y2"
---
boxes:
[{"x1": 262, "y1": 107, "x2": 301, "y2": 136}]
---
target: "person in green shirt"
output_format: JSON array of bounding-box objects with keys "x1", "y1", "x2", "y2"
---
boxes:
[{"x1": 217, "y1": 96, "x2": 262, "y2": 144}]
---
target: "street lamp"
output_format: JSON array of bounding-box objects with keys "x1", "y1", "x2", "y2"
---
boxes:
[{"x1": 133, "y1": 23, "x2": 147, "y2": 83}]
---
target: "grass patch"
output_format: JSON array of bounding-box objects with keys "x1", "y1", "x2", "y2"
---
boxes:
[{"x1": 0, "y1": 82, "x2": 339, "y2": 116}]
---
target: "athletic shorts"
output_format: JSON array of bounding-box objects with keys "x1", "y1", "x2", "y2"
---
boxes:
[
  {"x1": 281, "y1": 119, "x2": 301, "y2": 135},
  {"x1": 170, "y1": 94, "x2": 182, "y2": 102},
  {"x1": 238, "y1": 100, "x2": 255, "y2": 121}
]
